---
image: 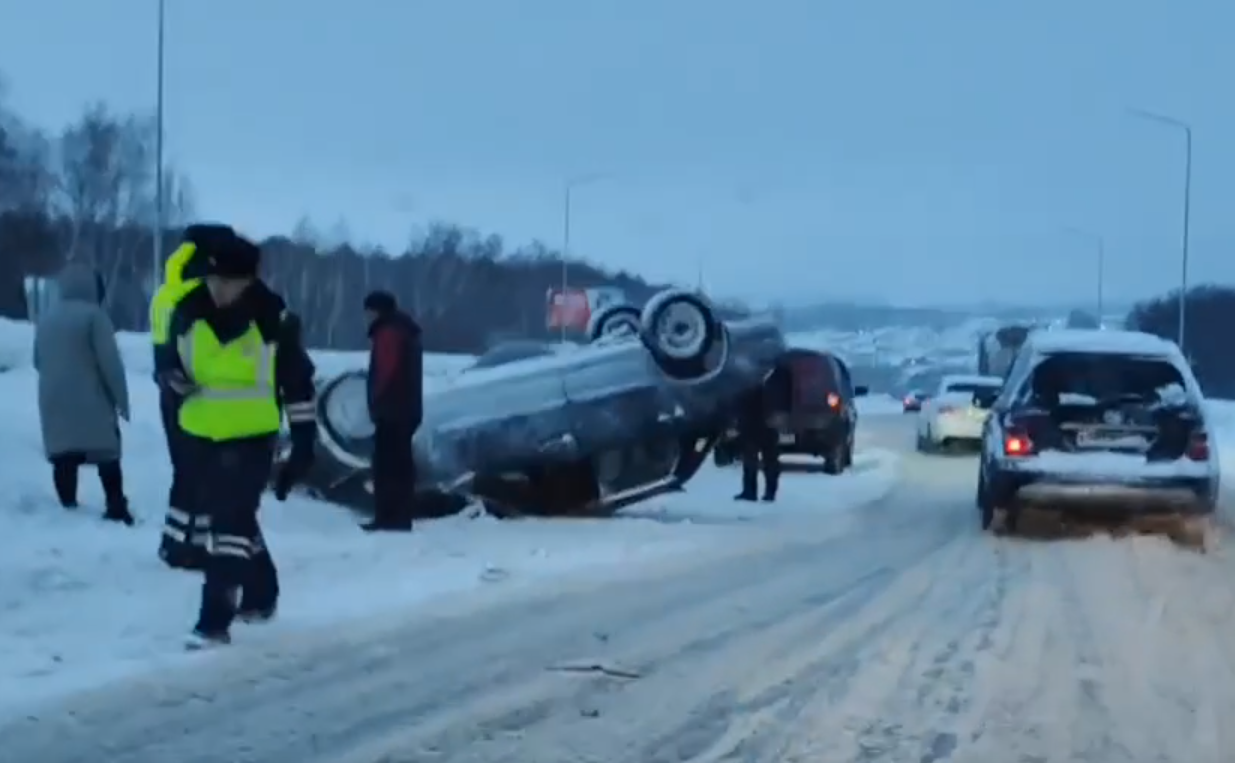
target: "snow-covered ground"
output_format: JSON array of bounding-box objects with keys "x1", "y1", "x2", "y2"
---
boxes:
[{"x1": 0, "y1": 317, "x2": 901, "y2": 714}]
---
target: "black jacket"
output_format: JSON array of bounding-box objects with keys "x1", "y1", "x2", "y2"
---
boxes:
[
  {"x1": 367, "y1": 310, "x2": 424, "y2": 429},
  {"x1": 154, "y1": 280, "x2": 317, "y2": 452},
  {"x1": 737, "y1": 362, "x2": 793, "y2": 435}
]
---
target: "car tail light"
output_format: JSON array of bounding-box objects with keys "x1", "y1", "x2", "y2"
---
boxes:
[
  {"x1": 1003, "y1": 432, "x2": 1033, "y2": 457},
  {"x1": 826, "y1": 393, "x2": 841, "y2": 409},
  {"x1": 1187, "y1": 431, "x2": 1210, "y2": 461}
]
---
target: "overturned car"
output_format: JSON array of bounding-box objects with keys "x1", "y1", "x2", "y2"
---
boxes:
[{"x1": 280, "y1": 289, "x2": 786, "y2": 518}]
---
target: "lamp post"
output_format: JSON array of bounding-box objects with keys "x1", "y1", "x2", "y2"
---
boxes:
[
  {"x1": 560, "y1": 172, "x2": 609, "y2": 340},
  {"x1": 1128, "y1": 107, "x2": 1192, "y2": 349},
  {"x1": 152, "y1": 0, "x2": 166, "y2": 292},
  {"x1": 1062, "y1": 226, "x2": 1106, "y2": 320}
]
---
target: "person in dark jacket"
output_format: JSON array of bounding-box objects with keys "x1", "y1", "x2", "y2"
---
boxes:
[
  {"x1": 34, "y1": 263, "x2": 134, "y2": 524},
  {"x1": 734, "y1": 361, "x2": 792, "y2": 502},
  {"x1": 155, "y1": 228, "x2": 317, "y2": 648},
  {"x1": 361, "y1": 290, "x2": 423, "y2": 532}
]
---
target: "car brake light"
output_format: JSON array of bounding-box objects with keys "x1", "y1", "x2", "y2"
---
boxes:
[
  {"x1": 1187, "y1": 431, "x2": 1210, "y2": 461},
  {"x1": 826, "y1": 393, "x2": 841, "y2": 409},
  {"x1": 1004, "y1": 433, "x2": 1033, "y2": 457}
]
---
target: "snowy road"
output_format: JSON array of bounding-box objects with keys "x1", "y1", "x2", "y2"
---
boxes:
[{"x1": 10, "y1": 416, "x2": 1235, "y2": 762}]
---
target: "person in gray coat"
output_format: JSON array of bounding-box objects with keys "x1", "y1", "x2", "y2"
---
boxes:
[{"x1": 33, "y1": 263, "x2": 135, "y2": 525}]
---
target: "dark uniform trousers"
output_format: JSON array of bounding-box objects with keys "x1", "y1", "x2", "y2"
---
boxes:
[
  {"x1": 158, "y1": 390, "x2": 210, "y2": 569},
  {"x1": 185, "y1": 434, "x2": 279, "y2": 634},
  {"x1": 741, "y1": 425, "x2": 781, "y2": 498},
  {"x1": 372, "y1": 421, "x2": 416, "y2": 525}
]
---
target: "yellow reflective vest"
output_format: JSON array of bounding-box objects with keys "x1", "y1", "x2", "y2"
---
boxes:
[
  {"x1": 177, "y1": 319, "x2": 282, "y2": 442},
  {"x1": 150, "y1": 243, "x2": 202, "y2": 346}
]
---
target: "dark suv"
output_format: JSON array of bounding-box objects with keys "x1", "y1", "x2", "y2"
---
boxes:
[{"x1": 714, "y1": 348, "x2": 868, "y2": 474}]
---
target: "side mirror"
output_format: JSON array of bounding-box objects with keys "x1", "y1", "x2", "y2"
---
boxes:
[{"x1": 853, "y1": 385, "x2": 869, "y2": 397}]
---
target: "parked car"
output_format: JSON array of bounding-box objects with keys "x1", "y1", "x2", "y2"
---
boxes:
[
  {"x1": 713, "y1": 348, "x2": 868, "y2": 474},
  {"x1": 902, "y1": 389, "x2": 929, "y2": 413},
  {"x1": 278, "y1": 289, "x2": 787, "y2": 518},
  {"x1": 915, "y1": 374, "x2": 1005, "y2": 452},
  {"x1": 976, "y1": 328, "x2": 1218, "y2": 543}
]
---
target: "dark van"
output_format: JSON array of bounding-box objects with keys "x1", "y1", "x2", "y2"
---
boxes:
[{"x1": 714, "y1": 348, "x2": 868, "y2": 474}]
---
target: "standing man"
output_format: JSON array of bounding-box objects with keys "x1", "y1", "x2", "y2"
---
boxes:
[
  {"x1": 734, "y1": 361, "x2": 791, "y2": 503},
  {"x1": 151, "y1": 225, "x2": 218, "y2": 569},
  {"x1": 155, "y1": 227, "x2": 316, "y2": 648},
  {"x1": 361, "y1": 290, "x2": 423, "y2": 532}
]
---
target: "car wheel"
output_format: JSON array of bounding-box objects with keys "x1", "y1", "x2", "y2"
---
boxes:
[
  {"x1": 713, "y1": 445, "x2": 735, "y2": 467},
  {"x1": 586, "y1": 304, "x2": 641, "y2": 343},
  {"x1": 639, "y1": 289, "x2": 723, "y2": 379},
  {"x1": 976, "y1": 464, "x2": 995, "y2": 530},
  {"x1": 823, "y1": 445, "x2": 844, "y2": 475}
]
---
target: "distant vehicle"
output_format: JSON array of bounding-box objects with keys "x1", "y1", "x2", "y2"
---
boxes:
[
  {"x1": 977, "y1": 323, "x2": 1034, "y2": 378},
  {"x1": 902, "y1": 389, "x2": 930, "y2": 413},
  {"x1": 915, "y1": 374, "x2": 1004, "y2": 452},
  {"x1": 713, "y1": 348, "x2": 868, "y2": 474},
  {"x1": 1065, "y1": 309, "x2": 1101, "y2": 329},
  {"x1": 976, "y1": 328, "x2": 1217, "y2": 545},
  {"x1": 279, "y1": 289, "x2": 787, "y2": 518}
]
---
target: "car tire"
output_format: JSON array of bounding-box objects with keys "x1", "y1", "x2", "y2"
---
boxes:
[
  {"x1": 823, "y1": 444, "x2": 844, "y2": 475},
  {"x1": 976, "y1": 465, "x2": 995, "y2": 530},
  {"x1": 713, "y1": 445, "x2": 736, "y2": 467},
  {"x1": 587, "y1": 304, "x2": 641, "y2": 343},
  {"x1": 638, "y1": 289, "x2": 723, "y2": 379}
]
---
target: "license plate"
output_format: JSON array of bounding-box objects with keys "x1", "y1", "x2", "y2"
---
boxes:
[
  {"x1": 779, "y1": 433, "x2": 796, "y2": 445},
  {"x1": 1076, "y1": 429, "x2": 1143, "y2": 448}
]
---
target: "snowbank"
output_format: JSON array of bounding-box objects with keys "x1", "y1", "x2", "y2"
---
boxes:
[{"x1": 0, "y1": 351, "x2": 900, "y2": 713}]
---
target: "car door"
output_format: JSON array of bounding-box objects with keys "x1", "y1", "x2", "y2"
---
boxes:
[
  {"x1": 429, "y1": 353, "x2": 578, "y2": 474},
  {"x1": 833, "y1": 356, "x2": 859, "y2": 431},
  {"x1": 560, "y1": 341, "x2": 678, "y2": 457}
]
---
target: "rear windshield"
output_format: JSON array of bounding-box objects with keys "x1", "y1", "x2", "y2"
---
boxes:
[
  {"x1": 785, "y1": 354, "x2": 839, "y2": 406},
  {"x1": 944, "y1": 381, "x2": 1002, "y2": 395},
  {"x1": 1029, "y1": 352, "x2": 1187, "y2": 406}
]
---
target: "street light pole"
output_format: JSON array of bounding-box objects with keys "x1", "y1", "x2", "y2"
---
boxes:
[
  {"x1": 152, "y1": 0, "x2": 166, "y2": 293},
  {"x1": 1062, "y1": 226, "x2": 1105, "y2": 320},
  {"x1": 1128, "y1": 107, "x2": 1193, "y2": 349},
  {"x1": 560, "y1": 172, "x2": 608, "y2": 341}
]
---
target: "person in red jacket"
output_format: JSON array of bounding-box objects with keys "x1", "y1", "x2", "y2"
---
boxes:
[{"x1": 362, "y1": 290, "x2": 423, "y2": 532}]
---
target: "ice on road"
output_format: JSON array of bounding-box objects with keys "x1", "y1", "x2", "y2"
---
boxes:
[{"x1": 7, "y1": 413, "x2": 1235, "y2": 762}]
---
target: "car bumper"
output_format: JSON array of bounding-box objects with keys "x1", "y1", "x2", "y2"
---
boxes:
[
  {"x1": 1002, "y1": 469, "x2": 1216, "y2": 516},
  {"x1": 931, "y1": 414, "x2": 986, "y2": 442},
  {"x1": 778, "y1": 418, "x2": 846, "y2": 452}
]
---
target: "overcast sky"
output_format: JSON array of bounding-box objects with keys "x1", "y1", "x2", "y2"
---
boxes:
[{"x1": 1, "y1": 0, "x2": 1231, "y2": 307}]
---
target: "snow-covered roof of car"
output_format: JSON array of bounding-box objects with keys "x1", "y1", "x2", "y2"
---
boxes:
[
  {"x1": 1025, "y1": 328, "x2": 1183, "y2": 358},
  {"x1": 941, "y1": 373, "x2": 1004, "y2": 388}
]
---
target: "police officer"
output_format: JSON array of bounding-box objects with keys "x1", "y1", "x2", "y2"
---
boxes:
[
  {"x1": 734, "y1": 361, "x2": 791, "y2": 502},
  {"x1": 154, "y1": 227, "x2": 316, "y2": 648},
  {"x1": 151, "y1": 225, "x2": 220, "y2": 570}
]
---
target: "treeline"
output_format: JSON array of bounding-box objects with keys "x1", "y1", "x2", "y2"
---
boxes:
[
  {"x1": 1126, "y1": 285, "x2": 1235, "y2": 398},
  {"x1": 0, "y1": 76, "x2": 742, "y2": 354}
]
